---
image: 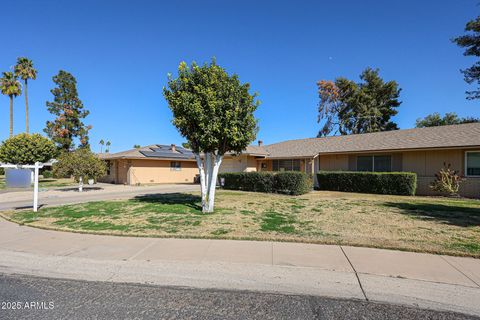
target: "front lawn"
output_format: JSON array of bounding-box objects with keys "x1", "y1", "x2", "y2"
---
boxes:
[{"x1": 3, "y1": 190, "x2": 480, "y2": 257}]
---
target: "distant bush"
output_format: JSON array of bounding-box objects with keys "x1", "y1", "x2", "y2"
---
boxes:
[
  {"x1": 42, "y1": 170, "x2": 53, "y2": 178},
  {"x1": 316, "y1": 171, "x2": 417, "y2": 196},
  {"x1": 0, "y1": 133, "x2": 57, "y2": 165},
  {"x1": 219, "y1": 171, "x2": 312, "y2": 195},
  {"x1": 0, "y1": 168, "x2": 4, "y2": 176}
]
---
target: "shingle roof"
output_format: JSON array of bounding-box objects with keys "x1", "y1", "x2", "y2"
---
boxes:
[
  {"x1": 100, "y1": 123, "x2": 480, "y2": 161},
  {"x1": 243, "y1": 145, "x2": 269, "y2": 155},
  {"x1": 263, "y1": 123, "x2": 480, "y2": 158}
]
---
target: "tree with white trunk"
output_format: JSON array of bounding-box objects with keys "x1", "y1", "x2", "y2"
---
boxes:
[{"x1": 163, "y1": 60, "x2": 259, "y2": 213}]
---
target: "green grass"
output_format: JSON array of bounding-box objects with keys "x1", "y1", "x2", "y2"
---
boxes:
[{"x1": 4, "y1": 190, "x2": 480, "y2": 257}]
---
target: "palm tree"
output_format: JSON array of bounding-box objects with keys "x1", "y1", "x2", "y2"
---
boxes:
[
  {"x1": 14, "y1": 57, "x2": 37, "y2": 133},
  {"x1": 99, "y1": 139, "x2": 105, "y2": 153},
  {"x1": 105, "y1": 141, "x2": 111, "y2": 153},
  {"x1": 0, "y1": 72, "x2": 22, "y2": 137}
]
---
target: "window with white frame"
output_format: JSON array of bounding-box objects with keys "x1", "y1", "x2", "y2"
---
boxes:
[
  {"x1": 466, "y1": 151, "x2": 480, "y2": 176},
  {"x1": 170, "y1": 161, "x2": 181, "y2": 171},
  {"x1": 356, "y1": 155, "x2": 392, "y2": 172}
]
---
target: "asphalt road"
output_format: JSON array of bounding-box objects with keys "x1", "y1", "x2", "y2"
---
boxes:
[{"x1": 0, "y1": 274, "x2": 477, "y2": 320}]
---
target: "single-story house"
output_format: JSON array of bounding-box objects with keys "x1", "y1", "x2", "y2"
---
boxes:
[
  {"x1": 100, "y1": 123, "x2": 480, "y2": 197},
  {"x1": 98, "y1": 144, "x2": 268, "y2": 185}
]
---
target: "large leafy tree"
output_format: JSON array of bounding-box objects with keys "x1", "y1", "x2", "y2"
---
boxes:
[
  {"x1": 453, "y1": 15, "x2": 480, "y2": 99},
  {"x1": 317, "y1": 68, "x2": 401, "y2": 137},
  {"x1": 164, "y1": 60, "x2": 259, "y2": 212},
  {"x1": 0, "y1": 133, "x2": 57, "y2": 165},
  {"x1": 14, "y1": 57, "x2": 37, "y2": 133},
  {"x1": 53, "y1": 148, "x2": 106, "y2": 191},
  {"x1": 0, "y1": 72, "x2": 22, "y2": 137},
  {"x1": 415, "y1": 112, "x2": 480, "y2": 128},
  {"x1": 44, "y1": 70, "x2": 91, "y2": 151}
]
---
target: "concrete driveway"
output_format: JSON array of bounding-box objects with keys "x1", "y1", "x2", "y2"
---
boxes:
[{"x1": 0, "y1": 183, "x2": 200, "y2": 211}]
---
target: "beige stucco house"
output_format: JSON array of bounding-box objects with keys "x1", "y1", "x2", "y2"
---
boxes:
[{"x1": 100, "y1": 123, "x2": 480, "y2": 197}]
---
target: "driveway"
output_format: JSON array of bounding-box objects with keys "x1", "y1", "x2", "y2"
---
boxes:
[
  {"x1": 0, "y1": 183, "x2": 200, "y2": 211},
  {"x1": 0, "y1": 219, "x2": 479, "y2": 316}
]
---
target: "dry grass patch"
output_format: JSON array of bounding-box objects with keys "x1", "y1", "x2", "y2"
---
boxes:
[{"x1": 3, "y1": 190, "x2": 480, "y2": 257}]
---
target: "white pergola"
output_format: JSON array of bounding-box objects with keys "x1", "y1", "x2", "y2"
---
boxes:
[{"x1": 1, "y1": 162, "x2": 51, "y2": 212}]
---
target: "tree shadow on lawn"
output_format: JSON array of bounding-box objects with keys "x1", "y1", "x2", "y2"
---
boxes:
[
  {"x1": 133, "y1": 193, "x2": 202, "y2": 212},
  {"x1": 383, "y1": 202, "x2": 480, "y2": 227}
]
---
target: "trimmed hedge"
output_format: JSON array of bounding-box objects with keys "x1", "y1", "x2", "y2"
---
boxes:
[
  {"x1": 219, "y1": 171, "x2": 312, "y2": 195},
  {"x1": 316, "y1": 171, "x2": 417, "y2": 196}
]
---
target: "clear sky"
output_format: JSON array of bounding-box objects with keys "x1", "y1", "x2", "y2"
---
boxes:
[{"x1": 1, "y1": 0, "x2": 479, "y2": 153}]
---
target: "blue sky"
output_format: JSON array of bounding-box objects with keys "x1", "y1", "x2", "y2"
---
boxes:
[{"x1": 1, "y1": 0, "x2": 479, "y2": 152}]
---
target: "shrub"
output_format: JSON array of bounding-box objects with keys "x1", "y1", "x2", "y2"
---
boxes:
[
  {"x1": 219, "y1": 171, "x2": 312, "y2": 195},
  {"x1": 42, "y1": 170, "x2": 53, "y2": 178},
  {"x1": 274, "y1": 171, "x2": 313, "y2": 195},
  {"x1": 0, "y1": 133, "x2": 57, "y2": 165},
  {"x1": 316, "y1": 171, "x2": 417, "y2": 196},
  {"x1": 430, "y1": 163, "x2": 465, "y2": 197},
  {"x1": 0, "y1": 168, "x2": 4, "y2": 176},
  {"x1": 53, "y1": 148, "x2": 107, "y2": 182}
]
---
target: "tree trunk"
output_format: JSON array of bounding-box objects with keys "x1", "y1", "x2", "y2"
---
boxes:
[
  {"x1": 206, "y1": 154, "x2": 223, "y2": 212},
  {"x1": 195, "y1": 152, "x2": 223, "y2": 213},
  {"x1": 9, "y1": 96, "x2": 13, "y2": 137},
  {"x1": 24, "y1": 80, "x2": 29, "y2": 134},
  {"x1": 194, "y1": 153, "x2": 207, "y2": 210}
]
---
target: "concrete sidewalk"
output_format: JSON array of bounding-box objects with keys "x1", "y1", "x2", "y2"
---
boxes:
[
  {"x1": 0, "y1": 219, "x2": 479, "y2": 316},
  {"x1": 0, "y1": 183, "x2": 199, "y2": 210}
]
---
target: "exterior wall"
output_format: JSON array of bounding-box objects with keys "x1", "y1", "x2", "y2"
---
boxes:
[
  {"x1": 116, "y1": 159, "x2": 130, "y2": 184},
  {"x1": 99, "y1": 160, "x2": 116, "y2": 183},
  {"x1": 258, "y1": 159, "x2": 272, "y2": 171},
  {"x1": 128, "y1": 159, "x2": 198, "y2": 184},
  {"x1": 317, "y1": 149, "x2": 480, "y2": 198},
  {"x1": 220, "y1": 155, "x2": 257, "y2": 173},
  {"x1": 102, "y1": 155, "x2": 259, "y2": 185},
  {"x1": 403, "y1": 149, "x2": 479, "y2": 197},
  {"x1": 319, "y1": 154, "x2": 349, "y2": 171},
  {"x1": 99, "y1": 159, "x2": 197, "y2": 184}
]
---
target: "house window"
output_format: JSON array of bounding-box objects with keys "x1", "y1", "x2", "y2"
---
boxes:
[
  {"x1": 357, "y1": 156, "x2": 373, "y2": 172},
  {"x1": 357, "y1": 155, "x2": 392, "y2": 172},
  {"x1": 272, "y1": 159, "x2": 301, "y2": 171},
  {"x1": 466, "y1": 151, "x2": 480, "y2": 176},
  {"x1": 170, "y1": 161, "x2": 181, "y2": 171}
]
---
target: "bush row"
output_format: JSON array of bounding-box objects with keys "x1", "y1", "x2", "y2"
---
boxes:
[
  {"x1": 218, "y1": 171, "x2": 313, "y2": 195},
  {"x1": 316, "y1": 171, "x2": 417, "y2": 196}
]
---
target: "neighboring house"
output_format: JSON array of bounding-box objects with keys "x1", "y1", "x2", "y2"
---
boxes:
[{"x1": 100, "y1": 123, "x2": 480, "y2": 197}]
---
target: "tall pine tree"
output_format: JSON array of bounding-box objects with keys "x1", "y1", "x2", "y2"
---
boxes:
[
  {"x1": 44, "y1": 70, "x2": 91, "y2": 151},
  {"x1": 453, "y1": 15, "x2": 480, "y2": 100},
  {"x1": 317, "y1": 68, "x2": 401, "y2": 137}
]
